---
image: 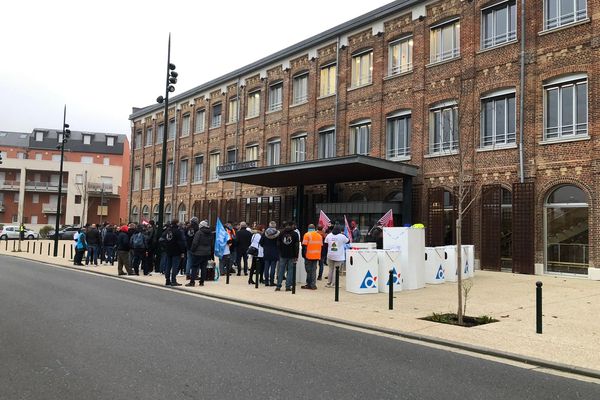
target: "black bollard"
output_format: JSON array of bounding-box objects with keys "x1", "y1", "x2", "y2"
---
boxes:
[
  {"x1": 40, "y1": 242, "x2": 42, "y2": 255},
  {"x1": 335, "y1": 265, "x2": 340, "y2": 302},
  {"x1": 27, "y1": 242, "x2": 30, "y2": 253},
  {"x1": 33, "y1": 242, "x2": 37, "y2": 254},
  {"x1": 48, "y1": 243, "x2": 51, "y2": 256},
  {"x1": 536, "y1": 281, "x2": 543, "y2": 334},
  {"x1": 389, "y1": 269, "x2": 394, "y2": 310},
  {"x1": 5, "y1": 238, "x2": 7, "y2": 251},
  {"x1": 226, "y1": 264, "x2": 230, "y2": 285},
  {"x1": 70, "y1": 244, "x2": 74, "y2": 260},
  {"x1": 255, "y1": 260, "x2": 259, "y2": 289},
  {"x1": 12, "y1": 240, "x2": 15, "y2": 251},
  {"x1": 62, "y1": 243, "x2": 66, "y2": 258},
  {"x1": 292, "y1": 262, "x2": 296, "y2": 294}
]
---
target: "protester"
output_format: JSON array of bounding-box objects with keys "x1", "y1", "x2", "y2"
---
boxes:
[
  {"x1": 103, "y1": 226, "x2": 117, "y2": 266},
  {"x1": 275, "y1": 221, "x2": 299, "y2": 292},
  {"x1": 188, "y1": 220, "x2": 213, "y2": 287},
  {"x1": 351, "y1": 220, "x2": 361, "y2": 242},
  {"x1": 317, "y1": 224, "x2": 327, "y2": 280},
  {"x1": 160, "y1": 219, "x2": 186, "y2": 286},
  {"x1": 116, "y1": 225, "x2": 133, "y2": 275},
  {"x1": 259, "y1": 221, "x2": 280, "y2": 286},
  {"x1": 225, "y1": 222, "x2": 237, "y2": 274},
  {"x1": 73, "y1": 227, "x2": 87, "y2": 266},
  {"x1": 301, "y1": 224, "x2": 322, "y2": 290},
  {"x1": 86, "y1": 224, "x2": 100, "y2": 266},
  {"x1": 235, "y1": 221, "x2": 252, "y2": 276},
  {"x1": 130, "y1": 225, "x2": 147, "y2": 275},
  {"x1": 143, "y1": 220, "x2": 156, "y2": 275},
  {"x1": 185, "y1": 218, "x2": 200, "y2": 279},
  {"x1": 324, "y1": 225, "x2": 349, "y2": 288},
  {"x1": 248, "y1": 225, "x2": 264, "y2": 285}
]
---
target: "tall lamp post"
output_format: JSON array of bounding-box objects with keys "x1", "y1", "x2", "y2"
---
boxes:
[
  {"x1": 155, "y1": 33, "x2": 178, "y2": 239},
  {"x1": 54, "y1": 105, "x2": 71, "y2": 257}
]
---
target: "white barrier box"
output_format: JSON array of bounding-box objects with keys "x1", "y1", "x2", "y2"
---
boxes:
[
  {"x1": 444, "y1": 245, "x2": 475, "y2": 282},
  {"x1": 346, "y1": 249, "x2": 379, "y2": 294},
  {"x1": 425, "y1": 247, "x2": 445, "y2": 284},
  {"x1": 348, "y1": 242, "x2": 377, "y2": 250},
  {"x1": 295, "y1": 253, "x2": 307, "y2": 284},
  {"x1": 462, "y1": 245, "x2": 475, "y2": 279},
  {"x1": 383, "y1": 227, "x2": 425, "y2": 290},
  {"x1": 377, "y1": 250, "x2": 402, "y2": 293}
]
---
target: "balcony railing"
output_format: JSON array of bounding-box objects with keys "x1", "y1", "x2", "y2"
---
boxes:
[
  {"x1": 0, "y1": 180, "x2": 21, "y2": 190},
  {"x1": 216, "y1": 160, "x2": 258, "y2": 174},
  {"x1": 25, "y1": 181, "x2": 61, "y2": 192},
  {"x1": 87, "y1": 183, "x2": 114, "y2": 193},
  {"x1": 42, "y1": 203, "x2": 64, "y2": 214},
  {"x1": 0, "y1": 202, "x2": 5, "y2": 212}
]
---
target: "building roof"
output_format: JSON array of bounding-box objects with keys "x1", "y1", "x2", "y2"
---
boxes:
[
  {"x1": 129, "y1": 0, "x2": 422, "y2": 120},
  {"x1": 0, "y1": 131, "x2": 31, "y2": 148}
]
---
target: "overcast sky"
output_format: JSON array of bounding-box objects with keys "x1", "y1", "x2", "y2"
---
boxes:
[{"x1": 0, "y1": 0, "x2": 392, "y2": 137}]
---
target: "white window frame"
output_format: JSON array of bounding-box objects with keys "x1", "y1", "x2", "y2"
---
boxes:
[
  {"x1": 179, "y1": 158, "x2": 188, "y2": 185},
  {"x1": 268, "y1": 82, "x2": 283, "y2": 111},
  {"x1": 145, "y1": 128, "x2": 153, "y2": 147},
  {"x1": 106, "y1": 136, "x2": 115, "y2": 147},
  {"x1": 181, "y1": 114, "x2": 190, "y2": 137},
  {"x1": 292, "y1": 73, "x2": 309, "y2": 105},
  {"x1": 83, "y1": 135, "x2": 92, "y2": 145},
  {"x1": 544, "y1": 75, "x2": 588, "y2": 140},
  {"x1": 35, "y1": 131, "x2": 44, "y2": 142},
  {"x1": 386, "y1": 111, "x2": 412, "y2": 159},
  {"x1": 247, "y1": 91, "x2": 261, "y2": 118},
  {"x1": 349, "y1": 120, "x2": 371, "y2": 155},
  {"x1": 318, "y1": 128, "x2": 336, "y2": 159},
  {"x1": 430, "y1": 19, "x2": 461, "y2": 63},
  {"x1": 154, "y1": 164, "x2": 162, "y2": 188},
  {"x1": 193, "y1": 156, "x2": 204, "y2": 183},
  {"x1": 480, "y1": 89, "x2": 517, "y2": 148},
  {"x1": 481, "y1": 0, "x2": 517, "y2": 49},
  {"x1": 228, "y1": 98, "x2": 239, "y2": 123},
  {"x1": 319, "y1": 63, "x2": 336, "y2": 97},
  {"x1": 167, "y1": 119, "x2": 176, "y2": 140},
  {"x1": 429, "y1": 101, "x2": 459, "y2": 154},
  {"x1": 544, "y1": 0, "x2": 587, "y2": 30},
  {"x1": 195, "y1": 109, "x2": 206, "y2": 133},
  {"x1": 133, "y1": 168, "x2": 141, "y2": 190},
  {"x1": 166, "y1": 160, "x2": 174, "y2": 186},
  {"x1": 388, "y1": 36, "x2": 413, "y2": 75},
  {"x1": 143, "y1": 165, "x2": 151, "y2": 189},
  {"x1": 211, "y1": 104, "x2": 222, "y2": 128},
  {"x1": 266, "y1": 139, "x2": 281, "y2": 166},
  {"x1": 351, "y1": 50, "x2": 373, "y2": 88},
  {"x1": 226, "y1": 148, "x2": 237, "y2": 165},
  {"x1": 156, "y1": 124, "x2": 164, "y2": 144},
  {"x1": 290, "y1": 133, "x2": 307, "y2": 163},
  {"x1": 245, "y1": 145, "x2": 258, "y2": 161},
  {"x1": 209, "y1": 153, "x2": 220, "y2": 181},
  {"x1": 81, "y1": 156, "x2": 93, "y2": 164}
]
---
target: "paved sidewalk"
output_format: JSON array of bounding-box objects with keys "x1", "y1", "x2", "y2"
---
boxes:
[{"x1": 2, "y1": 240, "x2": 599, "y2": 377}]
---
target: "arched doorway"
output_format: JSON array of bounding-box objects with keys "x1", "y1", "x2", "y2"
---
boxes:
[
  {"x1": 544, "y1": 185, "x2": 589, "y2": 275},
  {"x1": 178, "y1": 203, "x2": 187, "y2": 222},
  {"x1": 131, "y1": 206, "x2": 138, "y2": 223},
  {"x1": 192, "y1": 201, "x2": 202, "y2": 219},
  {"x1": 481, "y1": 185, "x2": 512, "y2": 271}
]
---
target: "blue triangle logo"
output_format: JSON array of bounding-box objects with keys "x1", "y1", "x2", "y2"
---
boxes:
[
  {"x1": 464, "y1": 260, "x2": 469, "y2": 274},
  {"x1": 360, "y1": 270, "x2": 377, "y2": 289},
  {"x1": 387, "y1": 267, "x2": 400, "y2": 286},
  {"x1": 435, "y1": 265, "x2": 445, "y2": 280}
]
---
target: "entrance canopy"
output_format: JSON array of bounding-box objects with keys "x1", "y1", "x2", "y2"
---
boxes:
[{"x1": 217, "y1": 155, "x2": 418, "y2": 187}]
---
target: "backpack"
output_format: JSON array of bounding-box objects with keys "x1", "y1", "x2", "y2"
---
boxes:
[{"x1": 132, "y1": 232, "x2": 145, "y2": 249}]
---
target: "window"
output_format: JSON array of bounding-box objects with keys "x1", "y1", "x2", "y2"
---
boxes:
[
  {"x1": 544, "y1": 0, "x2": 587, "y2": 30},
  {"x1": 58, "y1": 133, "x2": 64, "y2": 143},
  {"x1": 387, "y1": 112, "x2": 412, "y2": 159},
  {"x1": 76, "y1": 174, "x2": 83, "y2": 184},
  {"x1": 228, "y1": 98, "x2": 239, "y2": 123},
  {"x1": 195, "y1": 109, "x2": 205, "y2": 133},
  {"x1": 145, "y1": 128, "x2": 153, "y2": 146},
  {"x1": 133, "y1": 168, "x2": 141, "y2": 190},
  {"x1": 318, "y1": 128, "x2": 336, "y2": 159},
  {"x1": 290, "y1": 134, "x2": 307, "y2": 163},
  {"x1": 103, "y1": 157, "x2": 110, "y2": 166},
  {"x1": 430, "y1": 20, "x2": 460, "y2": 63},
  {"x1": 319, "y1": 64, "x2": 336, "y2": 97},
  {"x1": 143, "y1": 165, "x2": 151, "y2": 189},
  {"x1": 209, "y1": 153, "x2": 220, "y2": 181},
  {"x1": 81, "y1": 156, "x2": 93, "y2": 164},
  {"x1": 430, "y1": 102, "x2": 459, "y2": 154},
  {"x1": 226, "y1": 148, "x2": 237, "y2": 165},
  {"x1": 142, "y1": 205, "x2": 150, "y2": 220},
  {"x1": 245, "y1": 145, "x2": 258, "y2": 161},
  {"x1": 166, "y1": 160, "x2": 174, "y2": 186},
  {"x1": 351, "y1": 51, "x2": 373, "y2": 87},
  {"x1": 14, "y1": 192, "x2": 19, "y2": 203},
  {"x1": 156, "y1": 124, "x2": 164, "y2": 144},
  {"x1": 349, "y1": 120, "x2": 371, "y2": 155},
  {"x1": 31, "y1": 215, "x2": 38, "y2": 225},
  {"x1": 482, "y1": 1, "x2": 517, "y2": 49},
  {"x1": 181, "y1": 114, "x2": 190, "y2": 137},
  {"x1": 17, "y1": 152, "x2": 26, "y2": 159},
  {"x1": 73, "y1": 216, "x2": 81, "y2": 226},
  {"x1": 179, "y1": 159, "x2": 188, "y2": 185},
  {"x1": 193, "y1": 156, "x2": 204, "y2": 183},
  {"x1": 266, "y1": 139, "x2": 281, "y2": 166},
  {"x1": 35, "y1": 153, "x2": 42, "y2": 160},
  {"x1": 154, "y1": 164, "x2": 162, "y2": 188},
  {"x1": 211, "y1": 103, "x2": 222, "y2": 128},
  {"x1": 75, "y1": 195, "x2": 82, "y2": 204},
  {"x1": 134, "y1": 131, "x2": 142, "y2": 148},
  {"x1": 292, "y1": 73, "x2": 308, "y2": 104},
  {"x1": 247, "y1": 91, "x2": 261, "y2": 118},
  {"x1": 52, "y1": 154, "x2": 62, "y2": 162},
  {"x1": 167, "y1": 119, "x2": 176, "y2": 140},
  {"x1": 389, "y1": 36, "x2": 413, "y2": 75},
  {"x1": 32, "y1": 194, "x2": 39, "y2": 204},
  {"x1": 481, "y1": 91, "x2": 516, "y2": 147},
  {"x1": 106, "y1": 136, "x2": 115, "y2": 147},
  {"x1": 269, "y1": 82, "x2": 283, "y2": 111},
  {"x1": 35, "y1": 131, "x2": 43, "y2": 141},
  {"x1": 544, "y1": 75, "x2": 588, "y2": 140}
]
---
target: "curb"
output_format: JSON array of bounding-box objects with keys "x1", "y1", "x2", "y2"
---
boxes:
[{"x1": 4, "y1": 252, "x2": 600, "y2": 381}]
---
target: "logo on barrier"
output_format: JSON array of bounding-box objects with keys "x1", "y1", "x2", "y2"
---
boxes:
[
  {"x1": 360, "y1": 270, "x2": 377, "y2": 289},
  {"x1": 464, "y1": 260, "x2": 469, "y2": 275},
  {"x1": 387, "y1": 266, "x2": 401, "y2": 286},
  {"x1": 435, "y1": 265, "x2": 445, "y2": 280}
]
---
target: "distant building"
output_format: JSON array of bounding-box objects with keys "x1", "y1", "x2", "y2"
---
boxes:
[{"x1": 0, "y1": 129, "x2": 130, "y2": 229}]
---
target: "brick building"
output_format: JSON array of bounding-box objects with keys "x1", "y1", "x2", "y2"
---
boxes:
[
  {"x1": 0, "y1": 129, "x2": 130, "y2": 229},
  {"x1": 129, "y1": 0, "x2": 598, "y2": 277}
]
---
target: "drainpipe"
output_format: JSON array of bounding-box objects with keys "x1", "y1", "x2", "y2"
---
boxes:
[
  {"x1": 333, "y1": 36, "x2": 341, "y2": 156},
  {"x1": 518, "y1": 0, "x2": 526, "y2": 183}
]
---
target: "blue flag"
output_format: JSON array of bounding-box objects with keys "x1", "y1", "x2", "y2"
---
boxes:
[{"x1": 214, "y1": 218, "x2": 229, "y2": 258}]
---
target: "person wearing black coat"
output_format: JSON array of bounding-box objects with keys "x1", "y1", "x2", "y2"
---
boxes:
[
  {"x1": 102, "y1": 227, "x2": 118, "y2": 266},
  {"x1": 160, "y1": 219, "x2": 186, "y2": 286},
  {"x1": 235, "y1": 221, "x2": 252, "y2": 276},
  {"x1": 85, "y1": 224, "x2": 101, "y2": 266},
  {"x1": 187, "y1": 220, "x2": 214, "y2": 287},
  {"x1": 116, "y1": 226, "x2": 133, "y2": 275}
]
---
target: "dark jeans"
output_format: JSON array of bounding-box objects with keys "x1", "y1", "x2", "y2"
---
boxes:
[
  {"x1": 105, "y1": 246, "x2": 115, "y2": 265},
  {"x1": 318, "y1": 255, "x2": 327, "y2": 279},
  {"x1": 219, "y1": 255, "x2": 232, "y2": 275},
  {"x1": 276, "y1": 258, "x2": 294, "y2": 289},
  {"x1": 249, "y1": 257, "x2": 262, "y2": 283},
  {"x1": 164, "y1": 254, "x2": 181, "y2": 284},
  {"x1": 190, "y1": 254, "x2": 209, "y2": 284},
  {"x1": 305, "y1": 259, "x2": 318, "y2": 288},
  {"x1": 236, "y1": 252, "x2": 248, "y2": 274},
  {"x1": 86, "y1": 245, "x2": 99, "y2": 265},
  {"x1": 143, "y1": 249, "x2": 154, "y2": 275},
  {"x1": 74, "y1": 249, "x2": 85, "y2": 265},
  {"x1": 131, "y1": 249, "x2": 145, "y2": 275},
  {"x1": 263, "y1": 258, "x2": 277, "y2": 285}
]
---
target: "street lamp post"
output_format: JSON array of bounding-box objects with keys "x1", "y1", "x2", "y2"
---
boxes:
[
  {"x1": 155, "y1": 33, "x2": 178, "y2": 240},
  {"x1": 53, "y1": 105, "x2": 71, "y2": 257}
]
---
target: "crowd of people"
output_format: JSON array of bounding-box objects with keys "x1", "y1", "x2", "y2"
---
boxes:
[{"x1": 71, "y1": 217, "x2": 369, "y2": 291}]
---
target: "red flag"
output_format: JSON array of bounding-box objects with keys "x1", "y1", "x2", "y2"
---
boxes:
[
  {"x1": 318, "y1": 210, "x2": 331, "y2": 228},
  {"x1": 377, "y1": 209, "x2": 394, "y2": 227},
  {"x1": 141, "y1": 218, "x2": 149, "y2": 226},
  {"x1": 344, "y1": 215, "x2": 353, "y2": 243}
]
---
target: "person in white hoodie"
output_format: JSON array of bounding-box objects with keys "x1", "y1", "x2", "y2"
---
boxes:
[
  {"x1": 324, "y1": 225, "x2": 349, "y2": 288},
  {"x1": 248, "y1": 225, "x2": 264, "y2": 285}
]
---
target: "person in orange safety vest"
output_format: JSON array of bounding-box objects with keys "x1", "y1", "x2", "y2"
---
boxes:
[{"x1": 301, "y1": 224, "x2": 323, "y2": 290}]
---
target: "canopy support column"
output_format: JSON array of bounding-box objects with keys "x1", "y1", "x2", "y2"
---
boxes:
[
  {"x1": 296, "y1": 185, "x2": 305, "y2": 228},
  {"x1": 402, "y1": 176, "x2": 413, "y2": 226}
]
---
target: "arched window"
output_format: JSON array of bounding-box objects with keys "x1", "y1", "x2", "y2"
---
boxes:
[
  {"x1": 153, "y1": 204, "x2": 160, "y2": 220},
  {"x1": 349, "y1": 192, "x2": 368, "y2": 202},
  {"x1": 131, "y1": 206, "x2": 139, "y2": 223},
  {"x1": 142, "y1": 205, "x2": 150, "y2": 220},
  {"x1": 178, "y1": 203, "x2": 187, "y2": 222},
  {"x1": 164, "y1": 203, "x2": 172, "y2": 222},
  {"x1": 544, "y1": 185, "x2": 589, "y2": 274}
]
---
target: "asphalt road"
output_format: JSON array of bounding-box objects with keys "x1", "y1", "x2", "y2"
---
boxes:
[{"x1": 1, "y1": 255, "x2": 598, "y2": 400}]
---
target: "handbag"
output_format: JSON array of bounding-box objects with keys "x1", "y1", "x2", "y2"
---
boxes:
[{"x1": 247, "y1": 246, "x2": 258, "y2": 257}]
